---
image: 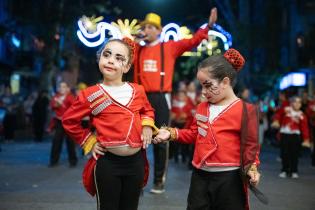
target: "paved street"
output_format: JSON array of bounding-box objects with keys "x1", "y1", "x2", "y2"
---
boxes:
[{"x1": 0, "y1": 140, "x2": 315, "y2": 210}]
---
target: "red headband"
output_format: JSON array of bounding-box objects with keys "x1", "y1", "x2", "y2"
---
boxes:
[{"x1": 223, "y1": 48, "x2": 245, "y2": 72}]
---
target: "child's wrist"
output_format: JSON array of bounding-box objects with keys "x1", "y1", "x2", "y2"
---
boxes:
[
  {"x1": 247, "y1": 164, "x2": 258, "y2": 174},
  {"x1": 161, "y1": 126, "x2": 177, "y2": 141}
]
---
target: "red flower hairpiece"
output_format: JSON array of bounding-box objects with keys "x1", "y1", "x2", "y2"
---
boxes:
[
  {"x1": 223, "y1": 49, "x2": 245, "y2": 72},
  {"x1": 122, "y1": 37, "x2": 136, "y2": 60}
]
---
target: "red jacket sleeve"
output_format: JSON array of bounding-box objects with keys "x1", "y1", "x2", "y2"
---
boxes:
[
  {"x1": 273, "y1": 106, "x2": 284, "y2": 123},
  {"x1": 243, "y1": 104, "x2": 260, "y2": 169},
  {"x1": 300, "y1": 113, "x2": 310, "y2": 142},
  {"x1": 171, "y1": 26, "x2": 209, "y2": 58},
  {"x1": 62, "y1": 91, "x2": 92, "y2": 146},
  {"x1": 66, "y1": 94, "x2": 75, "y2": 106},
  {"x1": 50, "y1": 95, "x2": 59, "y2": 111},
  {"x1": 177, "y1": 116, "x2": 198, "y2": 144}
]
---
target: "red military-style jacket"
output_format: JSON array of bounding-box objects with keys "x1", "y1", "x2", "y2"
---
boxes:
[
  {"x1": 306, "y1": 100, "x2": 315, "y2": 127},
  {"x1": 50, "y1": 92, "x2": 75, "y2": 120},
  {"x1": 273, "y1": 105, "x2": 309, "y2": 142},
  {"x1": 175, "y1": 99, "x2": 260, "y2": 210},
  {"x1": 171, "y1": 96, "x2": 195, "y2": 128},
  {"x1": 134, "y1": 27, "x2": 209, "y2": 93},
  {"x1": 62, "y1": 82, "x2": 156, "y2": 196},
  {"x1": 176, "y1": 99, "x2": 260, "y2": 170}
]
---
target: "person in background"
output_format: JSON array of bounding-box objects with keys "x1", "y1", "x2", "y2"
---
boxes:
[
  {"x1": 133, "y1": 7, "x2": 218, "y2": 194},
  {"x1": 32, "y1": 90, "x2": 49, "y2": 142},
  {"x1": 23, "y1": 92, "x2": 37, "y2": 125},
  {"x1": 304, "y1": 95, "x2": 315, "y2": 166},
  {"x1": 1, "y1": 86, "x2": 18, "y2": 142},
  {"x1": 170, "y1": 89, "x2": 195, "y2": 163},
  {"x1": 301, "y1": 91, "x2": 310, "y2": 112},
  {"x1": 272, "y1": 96, "x2": 311, "y2": 178},
  {"x1": 49, "y1": 82, "x2": 77, "y2": 167},
  {"x1": 239, "y1": 87, "x2": 250, "y2": 102}
]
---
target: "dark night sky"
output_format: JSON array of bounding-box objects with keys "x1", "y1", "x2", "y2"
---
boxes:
[{"x1": 109, "y1": 0, "x2": 213, "y2": 28}]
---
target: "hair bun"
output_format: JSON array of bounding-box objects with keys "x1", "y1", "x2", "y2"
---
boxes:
[
  {"x1": 223, "y1": 49, "x2": 245, "y2": 72},
  {"x1": 122, "y1": 37, "x2": 136, "y2": 57}
]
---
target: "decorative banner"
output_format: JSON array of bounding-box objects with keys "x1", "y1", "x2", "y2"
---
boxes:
[{"x1": 77, "y1": 17, "x2": 232, "y2": 56}]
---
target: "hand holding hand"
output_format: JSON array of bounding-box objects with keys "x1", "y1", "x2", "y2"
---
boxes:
[
  {"x1": 153, "y1": 128, "x2": 171, "y2": 144},
  {"x1": 141, "y1": 126, "x2": 153, "y2": 149}
]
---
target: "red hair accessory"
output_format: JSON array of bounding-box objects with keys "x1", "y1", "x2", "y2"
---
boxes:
[
  {"x1": 223, "y1": 48, "x2": 245, "y2": 72},
  {"x1": 122, "y1": 37, "x2": 136, "y2": 59}
]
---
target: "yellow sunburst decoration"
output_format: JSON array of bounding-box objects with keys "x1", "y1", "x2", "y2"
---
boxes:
[
  {"x1": 179, "y1": 26, "x2": 193, "y2": 39},
  {"x1": 111, "y1": 19, "x2": 141, "y2": 40},
  {"x1": 80, "y1": 15, "x2": 104, "y2": 33}
]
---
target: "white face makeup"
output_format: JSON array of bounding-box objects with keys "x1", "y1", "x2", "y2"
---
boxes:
[
  {"x1": 197, "y1": 69, "x2": 225, "y2": 104},
  {"x1": 98, "y1": 41, "x2": 130, "y2": 84}
]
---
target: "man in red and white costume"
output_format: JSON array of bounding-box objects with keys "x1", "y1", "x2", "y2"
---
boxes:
[{"x1": 133, "y1": 7, "x2": 218, "y2": 194}]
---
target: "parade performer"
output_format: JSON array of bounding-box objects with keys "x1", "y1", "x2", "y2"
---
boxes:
[
  {"x1": 132, "y1": 7, "x2": 218, "y2": 194},
  {"x1": 49, "y1": 82, "x2": 77, "y2": 167},
  {"x1": 306, "y1": 98, "x2": 315, "y2": 166},
  {"x1": 272, "y1": 96, "x2": 310, "y2": 178},
  {"x1": 154, "y1": 49, "x2": 261, "y2": 210},
  {"x1": 62, "y1": 38, "x2": 158, "y2": 210}
]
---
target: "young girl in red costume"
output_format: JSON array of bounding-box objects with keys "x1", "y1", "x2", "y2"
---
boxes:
[
  {"x1": 272, "y1": 96, "x2": 310, "y2": 178},
  {"x1": 154, "y1": 49, "x2": 261, "y2": 210},
  {"x1": 62, "y1": 38, "x2": 158, "y2": 210}
]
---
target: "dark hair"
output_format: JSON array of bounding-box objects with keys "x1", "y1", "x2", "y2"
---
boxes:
[
  {"x1": 289, "y1": 95, "x2": 301, "y2": 103},
  {"x1": 198, "y1": 55, "x2": 238, "y2": 87},
  {"x1": 96, "y1": 39, "x2": 133, "y2": 64}
]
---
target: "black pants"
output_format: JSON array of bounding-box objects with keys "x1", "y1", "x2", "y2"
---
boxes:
[
  {"x1": 280, "y1": 133, "x2": 301, "y2": 173},
  {"x1": 3, "y1": 113, "x2": 16, "y2": 140},
  {"x1": 187, "y1": 168, "x2": 245, "y2": 210},
  {"x1": 49, "y1": 120, "x2": 77, "y2": 165},
  {"x1": 33, "y1": 117, "x2": 46, "y2": 142},
  {"x1": 147, "y1": 93, "x2": 170, "y2": 185},
  {"x1": 94, "y1": 151, "x2": 145, "y2": 210}
]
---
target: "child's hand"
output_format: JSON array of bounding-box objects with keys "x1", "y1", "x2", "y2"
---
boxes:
[
  {"x1": 247, "y1": 165, "x2": 261, "y2": 187},
  {"x1": 153, "y1": 128, "x2": 171, "y2": 144},
  {"x1": 208, "y1": 7, "x2": 217, "y2": 28},
  {"x1": 302, "y1": 141, "x2": 311, "y2": 148},
  {"x1": 92, "y1": 142, "x2": 107, "y2": 160},
  {"x1": 271, "y1": 121, "x2": 280, "y2": 129},
  {"x1": 141, "y1": 126, "x2": 153, "y2": 149}
]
